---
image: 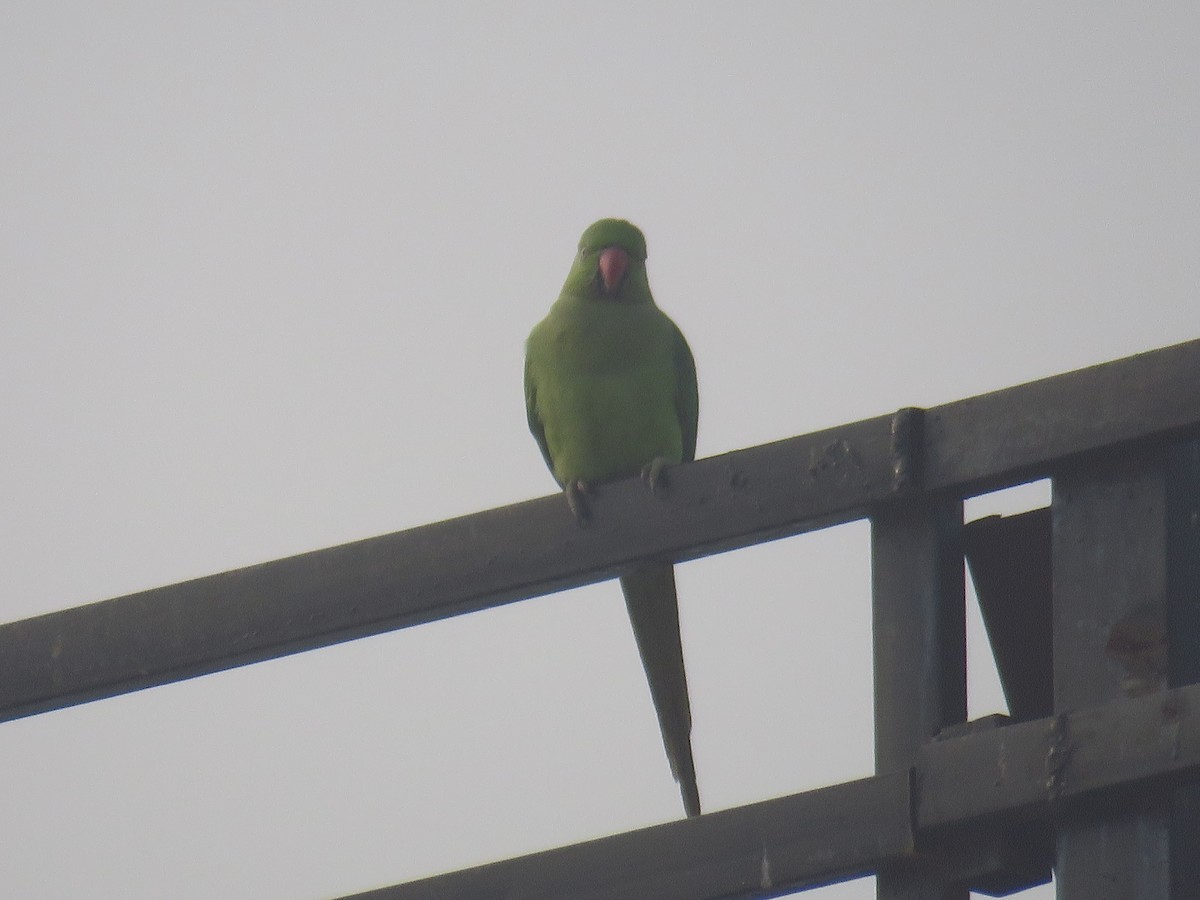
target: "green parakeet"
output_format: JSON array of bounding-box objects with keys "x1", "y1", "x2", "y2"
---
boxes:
[{"x1": 524, "y1": 218, "x2": 701, "y2": 817}]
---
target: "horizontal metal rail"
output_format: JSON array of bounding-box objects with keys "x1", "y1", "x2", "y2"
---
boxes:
[
  {"x1": 1, "y1": 338, "x2": 1198, "y2": 722},
  {"x1": 342, "y1": 683, "x2": 1200, "y2": 899}
]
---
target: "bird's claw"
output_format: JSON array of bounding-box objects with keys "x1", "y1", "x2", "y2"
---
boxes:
[
  {"x1": 564, "y1": 480, "x2": 592, "y2": 524},
  {"x1": 642, "y1": 457, "x2": 671, "y2": 495}
]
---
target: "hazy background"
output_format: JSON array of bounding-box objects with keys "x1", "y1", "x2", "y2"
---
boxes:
[{"x1": 2, "y1": 4, "x2": 1197, "y2": 898}]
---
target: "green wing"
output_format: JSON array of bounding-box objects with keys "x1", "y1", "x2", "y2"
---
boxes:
[
  {"x1": 524, "y1": 353, "x2": 560, "y2": 484},
  {"x1": 672, "y1": 322, "x2": 699, "y2": 463}
]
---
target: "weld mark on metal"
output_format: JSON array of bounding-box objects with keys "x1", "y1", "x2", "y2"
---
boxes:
[
  {"x1": 1045, "y1": 713, "x2": 1074, "y2": 799},
  {"x1": 889, "y1": 407, "x2": 925, "y2": 494}
]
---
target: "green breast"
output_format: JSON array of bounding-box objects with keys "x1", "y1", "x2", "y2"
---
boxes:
[{"x1": 528, "y1": 300, "x2": 684, "y2": 485}]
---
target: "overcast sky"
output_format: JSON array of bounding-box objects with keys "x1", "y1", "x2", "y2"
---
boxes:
[{"x1": 2, "y1": 4, "x2": 1198, "y2": 898}]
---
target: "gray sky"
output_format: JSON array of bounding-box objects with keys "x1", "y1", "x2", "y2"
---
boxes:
[{"x1": 2, "y1": 4, "x2": 1197, "y2": 898}]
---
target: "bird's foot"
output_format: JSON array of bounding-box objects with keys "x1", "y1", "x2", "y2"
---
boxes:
[
  {"x1": 641, "y1": 458, "x2": 672, "y2": 496},
  {"x1": 564, "y1": 480, "x2": 592, "y2": 524}
]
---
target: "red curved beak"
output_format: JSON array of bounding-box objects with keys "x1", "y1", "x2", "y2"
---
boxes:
[{"x1": 598, "y1": 246, "x2": 629, "y2": 293}]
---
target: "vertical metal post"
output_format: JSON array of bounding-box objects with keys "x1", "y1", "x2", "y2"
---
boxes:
[
  {"x1": 1051, "y1": 443, "x2": 1200, "y2": 897},
  {"x1": 872, "y1": 495, "x2": 967, "y2": 899},
  {"x1": 1167, "y1": 439, "x2": 1200, "y2": 892}
]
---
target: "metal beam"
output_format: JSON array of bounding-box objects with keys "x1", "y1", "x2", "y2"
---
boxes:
[
  {"x1": 917, "y1": 687, "x2": 1200, "y2": 830},
  {"x1": 1165, "y1": 440, "x2": 1200, "y2": 890},
  {"x1": 923, "y1": 337, "x2": 1200, "y2": 493},
  {"x1": 1052, "y1": 448, "x2": 1174, "y2": 895},
  {"x1": 345, "y1": 774, "x2": 914, "y2": 900},
  {"x1": 339, "y1": 684, "x2": 1200, "y2": 900},
  {"x1": 872, "y1": 498, "x2": 967, "y2": 769},
  {"x1": 872, "y1": 494, "x2": 967, "y2": 899},
  {"x1": 1, "y1": 339, "x2": 1198, "y2": 722}
]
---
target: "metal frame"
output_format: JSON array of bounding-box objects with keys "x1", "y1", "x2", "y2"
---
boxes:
[
  {"x1": 340, "y1": 682, "x2": 1200, "y2": 899},
  {"x1": 3, "y1": 337, "x2": 1200, "y2": 897}
]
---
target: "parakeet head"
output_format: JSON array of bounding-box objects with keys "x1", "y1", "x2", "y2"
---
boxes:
[{"x1": 562, "y1": 218, "x2": 652, "y2": 303}]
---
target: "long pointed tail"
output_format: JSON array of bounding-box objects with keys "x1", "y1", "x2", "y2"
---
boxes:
[{"x1": 619, "y1": 564, "x2": 701, "y2": 817}]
